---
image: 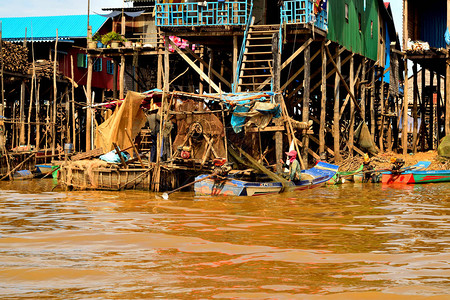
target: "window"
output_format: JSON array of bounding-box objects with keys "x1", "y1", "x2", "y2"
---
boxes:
[
  {"x1": 93, "y1": 58, "x2": 102, "y2": 72},
  {"x1": 107, "y1": 60, "x2": 114, "y2": 75},
  {"x1": 77, "y1": 53, "x2": 87, "y2": 68},
  {"x1": 345, "y1": 4, "x2": 349, "y2": 23}
]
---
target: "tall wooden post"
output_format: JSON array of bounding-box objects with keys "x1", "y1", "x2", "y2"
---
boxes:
[
  {"x1": 119, "y1": 54, "x2": 125, "y2": 99},
  {"x1": 0, "y1": 27, "x2": 5, "y2": 152},
  {"x1": 370, "y1": 66, "x2": 375, "y2": 138},
  {"x1": 273, "y1": 32, "x2": 283, "y2": 173},
  {"x1": 348, "y1": 55, "x2": 355, "y2": 156},
  {"x1": 302, "y1": 44, "x2": 310, "y2": 165},
  {"x1": 421, "y1": 68, "x2": 426, "y2": 151},
  {"x1": 361, "y1": 59, "x2": 366, "y2": 122},
  {"x1": 413, "y1": 62, "x2": 418, "y2": 153},
  {"x1": 86, "y1": 26, "x2": 93, "y2": 152},
  {"x1": 319, "y1": 42, "x2": 326, "y2": 154},
  {"x1": 36, "y1": 80, "x2": 41, "y2": 151},
  {"x1": 233, "y1": 35, "x2": 238, "y2": 88},
  {"x1": 157, "y1": 53, "x2": 163, "y2": 90},
  {"x1": 402, "y1": 0, "x2": 409, "y2": 154},
  {"x1": 402, "y1": 60, "x2": 409, "y2": 155},
  {"x1": 446, "y1": 0, "x2": 450, "y2": 135},
  {"x1": 379, "y1": 67, "x2": 385, "y2": 152},
  {"x1": 333, "y1": 49, "x2": 341, "y2": 162},
  {"x1": 52, "y1": 30, "x2": 59, "y2": 155},
  {"x1": 199, "y1": 46, "x2": 204, "y2": 94},
  {"x1": 19, "y1": 80, "x2": 26, "y2": 146},
  {"x1": 429, "y1": 71, "x2": 434, "y2": 149},
  {"x1": 71, "y1": 56, "x2": 76, "y2": 150},
  {"x1": 164, "y1": 36, "x2": 170, "y2": 92},
  {"x1": 113, "y1": 58, "x2": 118, "y2": 99},
  {"x1": 437, "y1": 71, "x2": 442, "y2": 141}
]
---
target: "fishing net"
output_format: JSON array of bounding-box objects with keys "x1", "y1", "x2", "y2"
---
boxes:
[
  {"x1": 355, "y1": 122, "x2": 378, "y2": 155},
  {"x1": 95, "y1": 91, "x2": 147, "y2": 157}
]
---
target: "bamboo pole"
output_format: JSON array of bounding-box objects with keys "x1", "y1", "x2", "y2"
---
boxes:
[
  {"x1": 36, "y1": 80, "x2": 41, "y2": 150},
  {"x1": 302, "y1": 44, "x2": 310, "y2": 166},
  {"x1": 361, "y1": 59, "x2": 366, "y2": 122},
  {"x1": 413, "y1": 62, "x2": 418, "y2": 153},
  {"x1": 429, "y1": 71, "x2": 434, "y2": 149},
  {"x1": 370, "y1": 66, "x2": 375, "y2": 138},
  {"x1": 319, "y1": 42, "x2": 326, "y2": 154},
  {"x1": 52, "y1": 29, "x2": 58, "y2": 156},
  {"x1": 71, "y1": 55, "x2": 76, "y2": 151},
  {"x1": 379, "y1": 66, "x2": 385, "y2": 152},
  {"x1": 333, "y1": 48, "x2": 341, "y2": 162},
  {"x1": 119, "y1": 54, "x2": 125, "y2": 99},
  {"x1": 348, "y1": 55, "x2": 355, "y2": 157},
  {"x1": 402, "y1": 59, "x2": 409, "y2": 155},
  {"x1": 19, "y1": 80, "x2": 25, "y2": 145}
]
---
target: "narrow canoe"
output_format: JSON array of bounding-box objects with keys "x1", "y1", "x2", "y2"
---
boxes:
[
  {"x1": 382, "y1": 169, "x2": 450, "y2": 184},
  {"x1": 326, "y1": 164, "x2": 363, "y2": 185},
  {"x1": 355, "y1": 161, "x2": 431, "y2": 184},
  {"x1": 194, "y1": 161, "x2": 339, "y2": 196}
]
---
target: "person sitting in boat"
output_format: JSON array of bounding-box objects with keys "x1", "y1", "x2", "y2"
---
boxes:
[
  {"x1": 362, "y1": 153, "x2": 375, "y2": 183},
  {"x1": 390, "y1": 157, "x2": 405, "y2": 174},
  {"x1": 279, "y1": 150, "x2": 302, "y2": 181}
]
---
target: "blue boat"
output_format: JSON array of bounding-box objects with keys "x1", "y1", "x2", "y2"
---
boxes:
[{"x1": 194, "y1": 162, "x2": 339, "y2": 196}]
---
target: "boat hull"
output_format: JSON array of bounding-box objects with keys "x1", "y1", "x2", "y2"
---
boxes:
[
  {"x1": 195, "y1": 162, "x2": 339, "y2": 196},
  {"x1": 382, "y1": 170, "x2": 450, "y2": 184}
]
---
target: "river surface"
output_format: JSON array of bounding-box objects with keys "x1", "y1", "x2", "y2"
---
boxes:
[{"x1": 0, "y1": 179, "x2": 449, "y2": 299}]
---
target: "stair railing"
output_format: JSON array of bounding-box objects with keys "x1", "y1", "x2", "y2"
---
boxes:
[{"x1": 232, "y1": 0, "x2": 254, "y2": 93}]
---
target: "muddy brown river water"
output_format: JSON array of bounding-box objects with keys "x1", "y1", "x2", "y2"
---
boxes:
[{"x1": 0, "y1": 179, "x2": 449, "y2": 299}]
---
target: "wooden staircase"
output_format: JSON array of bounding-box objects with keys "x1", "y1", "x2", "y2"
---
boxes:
[{"x1": 237, "y1": 25, "x2": 278, "y2": 92}]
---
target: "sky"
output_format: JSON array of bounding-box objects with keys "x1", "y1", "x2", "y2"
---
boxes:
[{"x1": 1, "y1": 0, "x2": 404, "y2": 42}]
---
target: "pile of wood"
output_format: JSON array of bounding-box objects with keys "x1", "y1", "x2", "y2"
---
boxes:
[
  {"x1": 28, "y1": 59, "x2": 61, "y2": 78},
  {"x1": 1, "y1": 41, "x2": 29, "y2": 73}
]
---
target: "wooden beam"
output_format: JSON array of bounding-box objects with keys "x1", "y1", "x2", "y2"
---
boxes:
[
  {"x1": 319, "y1": 42, "x2": 326, "y2": 154},
  {"x1": 325, "y1": 45, "x2": 361, "y2": 114},
  {"x1": 281, "y1": 48, "x2": 320, "y2": 90},
  {"x1": 348, "y1": 55, "x2": 355, "y2": 156},
  {"x1": 310, "y1": 48, "x2": 349, "y2": 94},
  {"x1": 280, "y1": 38, "x2": 313, "y2": 70},
  {"x1": 333, "y1": 49, "x2": 341, "y2": 162},
  {"x1": 246, "y1": 126, "x2": 284, "y2": 133},
  {"x1": 402, "y1": 59, "x2": 409, "y2": 155},
  {"x1": 302, "y1": 44, "x2": 311, "y2": 166},
  {"x1": 168, "y1": 39, "x2": 222, "y2": 94},
  {"x1": 184, "y1": 45, "x2": 231, "y2": 88}
]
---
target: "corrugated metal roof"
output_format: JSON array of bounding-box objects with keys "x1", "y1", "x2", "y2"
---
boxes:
[{"x1": 0, "y1": 15, "x2": 107, "y2": 41}]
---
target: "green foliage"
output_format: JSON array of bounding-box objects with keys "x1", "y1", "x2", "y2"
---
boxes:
[
  {"x1": 92, "y1": 32, "x2": 101, "y2": 42},
  {"x1": 100, "y1": 31, "x2": 125, "y2": 45}
]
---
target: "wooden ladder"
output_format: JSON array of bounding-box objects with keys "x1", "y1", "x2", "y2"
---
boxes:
[{"x1": 237, "y1": 25, "x2": 277, "y2": 92}]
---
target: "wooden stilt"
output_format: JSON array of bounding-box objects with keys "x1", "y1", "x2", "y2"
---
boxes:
[
  {"x1": 302, "y1": 44, "x2": 310, "y2": 166},
  {"x1": 319, "y1": 42, "x2": 326, "y2": 154},
  {"x1": 86, "y1": 53, "x2": 93, "y2": 152},
  {"x1": 379, "y1": 66, "x2": 385, "y2": 152},
  {"x1": 71, "y1": 56, "x2": 76, "y2": 151},
  {"x1": 233, "y1": 35, "x2": 238, "y2": 88},
  {"x1": 119, "y1": 54, "x2": 125, "y2": 99},
  {"x1": 446, "y1": 1, "x2": 450, "y2": 135},
  {"x1": 113, "y1": 58, "x2": 118, "y2": 99},
  {"x1": 157, "y1": 53, "x2": 163, "y2": 90},
  {"x1": 413, "y1": 62, "x2": 418, "y2": 153},
  {"x1": 52, "y1": 29, "x2": 58, "y2": 155},
  {"x1": 273, "y1": 32, "x2": 283, "y2": 172},
  {"x1": 348, "y1": 55, "x2": 355, "y2": 156},
  {"x1": 361, "y1": 58, "x2": 366, "y2": 123},
  {"x1": 333, "y1": 48, "x2": 341, "y2": 162},
  {"x1": 199, "y1": 46, "x2": 204, "y2": 94},
  {"x1": 19, "y1": 80, "x2": 26, "y2": 146},
  {"x1": 429, "y1": 71, "x2": 435, "y2": 149},
  {"x1": 36, "y1": 80, "x2": 41, "y2": 151},
  {"x1": 402, "y1": 59, "x2": 409, "y2": 155},
  {"x1": 437, "y1": 71, "x2": 442, "y2": 141},
  {"x1": 370, "y1": 66, "x2": 375, "y2": 138},
  {"x1": 421, "y1": 67, "x2": 426, "y2": 151}
]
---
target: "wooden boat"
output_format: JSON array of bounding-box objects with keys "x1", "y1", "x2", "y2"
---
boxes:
[
  {"x1": 382, "y1": 168, "x2": 450, "y2": 184},
  {"x1": 326, "y1": 164, "x2": 363, "y2": 185},
  {"x1": 194, "y1": 161, "x2": 339, "y2": 196},
  {"x1": 354, "y1": 161, "x2": 431, "y2": 183}
]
